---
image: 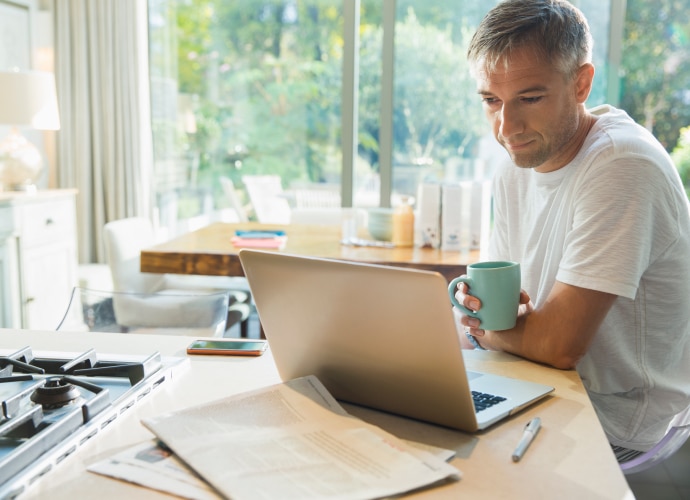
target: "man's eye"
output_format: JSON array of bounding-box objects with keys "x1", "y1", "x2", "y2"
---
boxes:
[
  {"x1": 522, "y1": 96, "x2": 543, "y2": 104},
  {"x1": 482, "y1": 97, "x2": 499, "y2": 105}
]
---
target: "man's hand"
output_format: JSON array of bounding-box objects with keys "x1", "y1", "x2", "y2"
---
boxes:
[
  {"x1": 452, "y1": 279, "x2": 533, "y2": 348},
  {"x1": 452, "y1": 279, "x2": 616, "y2": 369}
]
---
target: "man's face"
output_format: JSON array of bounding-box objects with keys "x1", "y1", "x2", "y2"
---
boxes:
[{"x1": 475, "y1": 47, "x2": 588, "y2": 173}]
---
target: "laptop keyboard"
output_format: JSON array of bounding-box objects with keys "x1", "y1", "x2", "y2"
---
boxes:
[{"x1": 472, "y1": 390, "x2": 507, "y2": 413}]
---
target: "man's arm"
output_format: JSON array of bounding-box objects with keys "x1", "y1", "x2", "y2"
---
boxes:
[{"x1": 464, "y1": 281, "x2": 617, "y2": 369}]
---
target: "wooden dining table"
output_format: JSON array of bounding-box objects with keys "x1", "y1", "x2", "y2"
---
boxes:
[{"x1": 140, "y1": 222, "x2": 479, "y2": 283}]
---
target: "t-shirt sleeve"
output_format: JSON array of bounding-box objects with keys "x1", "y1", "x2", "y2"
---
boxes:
[{"x1": 557, "y1": 155, "x2": 681, "y2": 299}]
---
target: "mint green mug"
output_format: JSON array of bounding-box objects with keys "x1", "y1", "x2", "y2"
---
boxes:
[{"x1": 448, "y1": 261, "x2": 521, "y2": 331}]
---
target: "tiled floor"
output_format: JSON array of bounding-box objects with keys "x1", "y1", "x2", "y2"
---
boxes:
[{"x1": 625, "y1": 439, "x2": 690, "y2": 499}]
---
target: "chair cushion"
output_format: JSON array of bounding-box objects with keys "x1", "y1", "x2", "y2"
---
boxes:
[{"x1": 113, "y1": 290, "x2": 229, "y2": 329}]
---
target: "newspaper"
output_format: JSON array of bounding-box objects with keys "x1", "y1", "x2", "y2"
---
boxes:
[
  {"x1": 139, "y1": 375, "x2": 460, "y2": 500},
  {"x1": 89, "y1": 437, "x2": 455, "y2": 500},
  {"x1": 88, "y1": 439, "x2": 455, "y2": 500},
  {"x1": 88, "y1": 440, "x2": 222, "y2": 500},
  {"x1": 88, "y1": 437, "x2": 455, "y2": 500}
]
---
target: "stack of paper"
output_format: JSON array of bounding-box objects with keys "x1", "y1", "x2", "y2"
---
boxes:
[
  {"x1": 118, "y1": 376, "x2": 461, "y2": 500},
  {"x1": 230, "y1": 229, "x2": 287, "y2": 249}
]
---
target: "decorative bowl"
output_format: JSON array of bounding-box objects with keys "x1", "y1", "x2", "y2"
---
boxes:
[{"x1": 367, "y1": 208, "x2": 394, "y2": 241}]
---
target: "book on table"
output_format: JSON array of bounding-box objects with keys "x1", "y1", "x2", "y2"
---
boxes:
[{"x1": 231, "y1": 229, "x2": 287, "y2": 249}]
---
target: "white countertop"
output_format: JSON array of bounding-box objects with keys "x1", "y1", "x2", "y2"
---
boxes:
[{"x1": 0, "y1": 328, "x2": 633, "y2": 500}]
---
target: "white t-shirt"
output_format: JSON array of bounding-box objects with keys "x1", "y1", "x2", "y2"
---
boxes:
[{"x1": 488, "y1": 105, "x2": 690, "y2": 450}]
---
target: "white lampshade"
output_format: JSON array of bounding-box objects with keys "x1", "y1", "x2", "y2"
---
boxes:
[
  {"x1": 0, "y1": 69, "x2": 61, "y2": 191},
  {"x1": 0, "y1": 69, "x2": 60, "y2": 130}
]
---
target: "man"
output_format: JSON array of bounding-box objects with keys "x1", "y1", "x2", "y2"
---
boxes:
[{"x1": 452, "y1": 0, "x2": 690, "y2": 459}]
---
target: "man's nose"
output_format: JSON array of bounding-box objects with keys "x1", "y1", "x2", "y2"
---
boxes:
[{"x1": 498, "y1": 103, "x2": 524, "y2": 138}]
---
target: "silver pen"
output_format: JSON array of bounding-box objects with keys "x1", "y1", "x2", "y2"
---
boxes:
[{"x1": 512, "y1": 417, "x2": 541, "y2": 462}]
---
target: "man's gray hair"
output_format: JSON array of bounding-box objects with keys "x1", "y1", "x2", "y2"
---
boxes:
[{"x1": 467, "y1": 0, "x2": 593, "y2": 79}]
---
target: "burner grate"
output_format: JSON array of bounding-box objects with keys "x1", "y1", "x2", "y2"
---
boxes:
[{"x1": 0, "y1": 346, "x2": 184, "y2": 499}]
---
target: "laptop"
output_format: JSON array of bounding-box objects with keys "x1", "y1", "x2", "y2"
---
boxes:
[{"x1": 239, "y1": 249, "x2": 554, "y2": 431}]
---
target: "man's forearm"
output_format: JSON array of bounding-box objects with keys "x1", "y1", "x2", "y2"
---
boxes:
[{"x1": 478, "y1": 282, "x2": 617, "y2": 369}]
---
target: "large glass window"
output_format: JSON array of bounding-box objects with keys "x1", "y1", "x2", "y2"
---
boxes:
[
  {"x1": 149, "y1": 0, "x2": 345, "y2": 234},
  {"x1": 383, "y1": 0, "x2": 612, "y2": 195},
  {"x1": 148, "y1": 0, "x2": 687, "y2": 237}
]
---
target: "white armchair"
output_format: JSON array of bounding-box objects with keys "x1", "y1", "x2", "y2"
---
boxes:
[
  {"x1": 103, "y1": 217, "x2": 252, "y2": 337},
  {"x1": 57, "y1": 287, "x2": 230, "y2": 336}
]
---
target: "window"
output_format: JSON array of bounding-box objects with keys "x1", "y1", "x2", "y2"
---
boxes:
[
  {"x1": 365, "y1": 0, "x2": 612, "y2": 202},
  {"x1": 149, "y1": 0, "x2": 686, "y2": 237}
]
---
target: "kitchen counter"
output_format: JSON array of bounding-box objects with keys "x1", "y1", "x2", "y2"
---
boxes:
[{"x1": 1, "y1": 329, "x2": 632, "y2": 499}]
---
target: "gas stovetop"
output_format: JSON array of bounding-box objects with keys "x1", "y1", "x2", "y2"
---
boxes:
[{"x1": 0, "y1": 346, "x2": 186, "y2": 499}]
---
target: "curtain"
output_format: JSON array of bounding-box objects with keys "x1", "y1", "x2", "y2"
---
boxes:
[{"x1": 54, "y1": 0, "x2": 153, "y2": 264}]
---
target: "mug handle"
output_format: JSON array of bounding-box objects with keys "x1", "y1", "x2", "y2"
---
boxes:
[{"x1": 448, "y1": 276, "x2": 477, "y2": 317}]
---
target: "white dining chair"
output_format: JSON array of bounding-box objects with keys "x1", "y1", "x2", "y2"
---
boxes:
[
  {"x1": 57, "y1": 287, "x2": 230, "y2": 336},
  {"x1": 220, "y1": 176, "x2": 250, "y2": 223},
  {"x1": 241, "y1": 175, "x2": 291, "y2": 224},
  {"x1": 103, "y1": 217, "x2": 252, "y2": 337}
]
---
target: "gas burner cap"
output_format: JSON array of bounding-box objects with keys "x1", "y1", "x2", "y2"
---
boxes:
[{"x1": 30, "y1": 377, "x2": 82, "y2": 409}]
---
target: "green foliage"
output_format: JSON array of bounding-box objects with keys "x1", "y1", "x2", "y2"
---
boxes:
[
  {"x1": 175, "y1": 1, "x2": 215, "y2": 96},
  {"x1": 160, "y1": 0, "x2": 489, "y2": 193},
  {"x1": 153, "y1": 0, "x2": 690, "y2": 210},
  {"x1": 620, "y1": 0, "x2": 690, "y2": 151},
  {"x1": 358, "y1": 10, "x2": 485, "y2": 169},
  {"x1": 393, "y1": 11, "x2": 485, "y2": 162},
  {"x1": 194, "y1": 0, "x2": 344, "y2": 186}
]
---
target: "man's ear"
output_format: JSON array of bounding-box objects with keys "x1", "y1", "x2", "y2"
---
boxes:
[{"x1": 574, "y1": 63, "x2": 595, "y2": 103}]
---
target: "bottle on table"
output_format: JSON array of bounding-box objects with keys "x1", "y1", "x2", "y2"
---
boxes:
[{"x1": 392, "y1": 197, "x2": 414, "y2": 247}]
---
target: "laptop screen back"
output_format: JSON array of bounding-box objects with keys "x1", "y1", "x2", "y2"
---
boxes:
[{"x1": 239, "y1": 249, "x2": 481, "y2": 431}]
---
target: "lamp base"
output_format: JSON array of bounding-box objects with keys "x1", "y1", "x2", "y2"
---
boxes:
[
  {"x1": 0, "y1": 128, "x2": 44, "y2": 192},
  {"x1": 1, "y1": 181, "x2": 38, "y2": 193}
]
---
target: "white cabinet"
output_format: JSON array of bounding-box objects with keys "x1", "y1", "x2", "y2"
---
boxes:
[{"x1": 0, "y1": 190, "x2": 79, "y2": 330}]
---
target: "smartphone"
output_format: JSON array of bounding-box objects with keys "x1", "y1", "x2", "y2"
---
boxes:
[{"x1": 186, "y1": 339, "x2": 268, "y2": 356}]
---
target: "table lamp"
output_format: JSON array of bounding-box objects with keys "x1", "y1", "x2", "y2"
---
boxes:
[{"x1": 0, "y1": 69, "x2": 60, "y2": 191}]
